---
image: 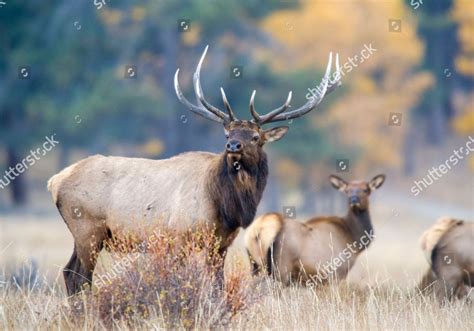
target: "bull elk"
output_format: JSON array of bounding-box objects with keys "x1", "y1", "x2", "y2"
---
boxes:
[
  {"x1": 245, "y1": 174, "x2": 385, "y2": 285},
  {"x1": 418, "y1": 217, "x2": 473, "y2": 302},
  {"x1": 48, "y1": 46, "x2": 342, "y2": 296}
]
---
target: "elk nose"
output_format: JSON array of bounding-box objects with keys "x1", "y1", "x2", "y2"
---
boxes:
[
  {"x1": 226, "y1": 140, "x2": 243, "y2": 153},
  {"x1": 350, "y1": 196, "x2": 360, "y2": 205}
]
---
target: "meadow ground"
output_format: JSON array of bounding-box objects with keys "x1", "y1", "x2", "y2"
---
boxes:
[{"x1": 0, "y1": 202, "x2": 472, "y2": 330}]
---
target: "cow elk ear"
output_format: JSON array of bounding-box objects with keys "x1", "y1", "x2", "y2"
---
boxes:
[
  {"x1": 369, "y1": 174, "x2": 386, "y2": 191},
  {"x1": 263, "y1": 126, "x2": 289, "y2": 143},
  {"x1": 329, "y1": 175, "x2": 347, "y2": 191}
]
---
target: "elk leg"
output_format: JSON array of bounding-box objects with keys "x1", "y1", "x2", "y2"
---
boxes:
[
  {"x1": 247, "y1": 249, "x2": 260, "y2": 276},
  {"x1": 63, "y1": 245, "x2": 93, "y2": 296},
  {"x1": 215, "y1": 247, "x2": 227, "y2": 289},
  {"x1": 63, "y1": 230, "x2": 106, "y2": 296},
  {"x1": 435, "y1": 268, "x2": 463, "y2": 303}
]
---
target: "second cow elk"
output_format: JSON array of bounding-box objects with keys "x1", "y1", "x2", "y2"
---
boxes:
[
  {"x1": 48, "y1": 46, "x2": 342, "y2": 295},
  {"x1": 245, "y1": 174, "x2": 385, "y2": 285},
  {"x1": 418, "y1": 217, "x2": 473, "y2": 302}
]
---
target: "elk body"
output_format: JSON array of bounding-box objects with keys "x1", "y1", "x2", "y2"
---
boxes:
[
  {"x1": 418, "y1": 217, "x2": 473, "y2": 302},
  {"x1": 245, "y1": 174, "x2": 385, "y2": 285},
  {"x1": 48, "y1": 46, "x2": 342, "y2": 296}
]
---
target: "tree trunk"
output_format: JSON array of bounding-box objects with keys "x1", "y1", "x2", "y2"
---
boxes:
[
  {"x1": 160, "y1": 28, "x2": 184, "y2": 157},
  {"x1": 403, "y1": 124, "x2": 416, "y2": 176},
  {"x1": 428, "y1": 102, "x2": 445, "y2": 145},
  {"x1": 7, "y1": 147, "x2": 27, "y2": 205},
  {"x1": 58, "y1": 146, "x2": 70, "y2": 170},
  {"x1": 301, "y1": 173, "x2": 317, "y2": 215},
  {"x1": 264, "y1": 172, "x2": 281, "y2": 214}
]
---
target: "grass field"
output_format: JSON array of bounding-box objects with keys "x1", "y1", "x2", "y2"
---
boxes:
[{"x1": 0, "y1": 204, "x2": 472, "y2": 330}]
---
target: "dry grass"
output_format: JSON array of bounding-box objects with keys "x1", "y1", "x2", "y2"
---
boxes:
[{"x1": 0, "y1": 212, "x2": 473, "y2": 330}]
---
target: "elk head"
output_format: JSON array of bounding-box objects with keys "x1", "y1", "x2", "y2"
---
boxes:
[
  {"x1": 175, "y1": 46, "x2": 341, "y2": 172},
  {"x1": 329, "y1": 174, "x2": 386, "y2": 212}
]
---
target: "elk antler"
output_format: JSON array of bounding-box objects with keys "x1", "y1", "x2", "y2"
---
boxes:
[
  {"x1": 174, "y1": 46, "x2": 236, "y2": 124},
  {"x1": 250, "y1": 52, "x2": 341, "y2": 125}
]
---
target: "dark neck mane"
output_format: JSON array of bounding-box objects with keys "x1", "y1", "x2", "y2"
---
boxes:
[
  {"x1": 208, "y1": 152, "x2": 268, "y2": 232},
  {"x1": 345, "y1": 208, "x2": 374, "y2": 251}
]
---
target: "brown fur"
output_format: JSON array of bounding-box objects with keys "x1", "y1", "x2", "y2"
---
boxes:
[
  {"x1": 418, "y1": 217, "x2": 473, "y2": 302},
  {"x1": 49, "y1": 120, "x2": 289, "y2": 296},
  {"x1": 245, "y1": 174, "x2": 385, "y2": 286},
  {"x1": 244, "y1": 213, "x2": 284, "y2": 274}
]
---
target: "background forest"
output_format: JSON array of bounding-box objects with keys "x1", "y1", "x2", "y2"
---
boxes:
[{"x1": 0, "y1": 0, "x2": 472, "y2": 216}]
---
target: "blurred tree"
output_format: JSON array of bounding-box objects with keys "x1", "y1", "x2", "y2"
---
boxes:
[
  {"x1": 452, "y1": 0, "x2": 474, "y2": 77},
  {"x1": 261, "y1": 0, "x2": 433, "y2": 182},
  {"x1": 451, "y1": 0, "x2": 474, "y2": 137},
  {"x1": 0, "y1": 1, "x2": 162, "y2": 204},
  {"x1": 411, "y1": 0, "x2": 459, "y2": 144},
  {"x1": 0, "y1": 0, "x2": 289, "y2": 205}
]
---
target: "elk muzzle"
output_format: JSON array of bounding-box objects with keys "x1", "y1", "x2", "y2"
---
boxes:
[
  {"x1": 226, "y1": 140, "x2": 243, "y2": 153},
  {"x1": 349, "y1": 196, "x2": 361, "y2": 207}
]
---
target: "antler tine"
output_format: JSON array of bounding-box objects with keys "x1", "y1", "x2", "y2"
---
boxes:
[
  {"x1": 193, "y1": 46, "x2": 230, "y2": 122},
  {"x1": 325, "y1": 53, "x2": 342, "y2": 94},
  {"x1": 251, "y1": 91, "x2": 293, "y2": 125},
  {"x1": 249, "y1": 90, "x2": 260, "y2": 122},
  {"x1": 220, "y1": 88, "x2": 236, "y2": 121},
  {"x1": 263, "y1": 52, "x2": 341, "y2": 123},
  {"x1": 174, "y1": 69, "x2": 224, "y2": 123}
]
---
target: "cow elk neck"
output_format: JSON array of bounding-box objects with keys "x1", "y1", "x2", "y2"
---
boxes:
[{"x1": 344, "y1": 206, "x2": 374, "y2": 249}]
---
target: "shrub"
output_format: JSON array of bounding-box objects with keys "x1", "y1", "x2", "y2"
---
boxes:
[{"x1": 69, "y1": 226, "x2": 257, "y2": 329}]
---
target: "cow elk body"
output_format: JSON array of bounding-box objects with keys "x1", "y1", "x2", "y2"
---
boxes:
[
  {"x1": 245, "y1": 174, "x2": 385, "y2": 285},
  {"x1": 48, "y1": 46, "x2": 342, "y2": 296},
  {"x1": 418, "y1": 217, "x2": 473, "y2": 302}
]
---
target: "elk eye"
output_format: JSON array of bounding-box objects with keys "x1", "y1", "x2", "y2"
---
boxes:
[
  {"x1": 251, "y1": 136, "x2": 259, "y2": 143},
  {"x1": 364, "y1": 189, "x2": 370, "y2": 193}
]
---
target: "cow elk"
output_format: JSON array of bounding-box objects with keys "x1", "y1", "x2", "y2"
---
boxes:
[
  {"x1": 245, "y1": 174, "x2": 385, "y2": 285},
  {"x1": 418, "y1": 217, "x2": 473, "y2": 302},
  {"x1": 48, "y1": 46, "x2": 342, "y2": 295}
]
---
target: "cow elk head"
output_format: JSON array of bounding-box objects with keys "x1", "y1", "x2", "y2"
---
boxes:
[
  {"x1": 329, "y1": 174, "x2": 386, "y2": 211},
  {"x1": 175, "y1": 46, "x2": 341, "y2": 170}
]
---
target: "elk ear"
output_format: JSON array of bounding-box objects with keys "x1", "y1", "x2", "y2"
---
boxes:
[
  {"x1": 369, "y1": 174, "x2": 385, "y2": 191},
  {"x1": 263, "y1": 126, "x2": 289, "y2": 143},
  {"x1": 329, "y1": 175, "x2": 347, "y2": 191}
]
